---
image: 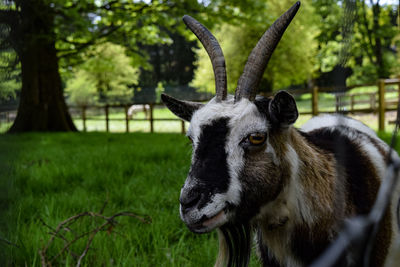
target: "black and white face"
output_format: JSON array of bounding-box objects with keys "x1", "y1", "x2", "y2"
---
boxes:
[{"x1": 162, "y1": 92, "x2": 298, "y2": 233}]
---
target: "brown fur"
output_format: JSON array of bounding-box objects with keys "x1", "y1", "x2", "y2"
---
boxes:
[{"x1": 251, "y1": 127, "x2": 393, "y2": 266}]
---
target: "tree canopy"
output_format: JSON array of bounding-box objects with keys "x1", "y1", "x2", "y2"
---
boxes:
[
  {"x1": 314, "y1": 0, "x2": 400, "y2": 85},
  {"x1": 192, "y1": 0, "x2": 318, "y2": 93},
  {"x1": 65, "y1": 42, "x2": 139, "y2": 105}
]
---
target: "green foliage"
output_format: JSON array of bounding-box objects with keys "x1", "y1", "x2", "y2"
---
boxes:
[
  {"x1": 65, "y1": 70, "x2": 97, "y2": 106},
  {"x1": 349, "y1": 1, "x2": 399, "y2": 83},
  {"x1": 0, "y1": 75, "x2": 19, "y2": 101},
  {"x1": 65, "y1": 42, "x2": 139, "y2": 104},
  {"x1": 314, "y1": 0, "x2": 400, "y2": 84},
  {"x1": 0, "y1": 51, "x2": 20, "y2": 102},
  {"x1": 313, "y1": 0, "x2": 344, "y2": 72},
  {"x1": 192, "y1": 0, "x2": 318, "y2": 93},
  {"x1": 50, "y1": 0, "x2": 260, "y2": 66}
]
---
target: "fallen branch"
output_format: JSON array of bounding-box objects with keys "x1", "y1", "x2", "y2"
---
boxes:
[{"x1": 39, "y1": 205, "x2": 151, "y2": 267}]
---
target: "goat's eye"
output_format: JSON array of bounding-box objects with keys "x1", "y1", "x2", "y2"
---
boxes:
[
  {"x1": 187, "y1": 136, "x2": 193, "y2": 143},
  {"x1": 248, "y1": 133, "x2": 266, "y2": 146}
]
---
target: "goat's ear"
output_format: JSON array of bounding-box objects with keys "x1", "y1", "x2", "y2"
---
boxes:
[
  {"x1": 161, "y1": 93, "x2": 204, "y2": 122},
  {"x1": 268, "y1": 91, "x2": 298, "y2": 126}
]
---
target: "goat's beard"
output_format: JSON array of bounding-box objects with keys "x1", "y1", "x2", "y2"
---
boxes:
[{"x1": 216, "y1": 222, "x2": 252, "y2": 267}]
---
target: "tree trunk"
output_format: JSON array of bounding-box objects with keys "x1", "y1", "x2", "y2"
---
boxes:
[{"x1": 8, "y1": 1, "x2": 77, "y2": 132}]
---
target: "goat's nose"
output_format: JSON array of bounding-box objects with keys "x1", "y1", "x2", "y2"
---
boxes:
[{"x1": 180, "y1": 190, "x2": 201, "y2": 211}]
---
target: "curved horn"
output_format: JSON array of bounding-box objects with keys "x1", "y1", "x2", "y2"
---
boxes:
[
  {"x1": 183, "y1": 15, "x2": 227, "y2": 102},
  {"x1": 235, "y1": 1, "x2": 301, "y2": 102}
]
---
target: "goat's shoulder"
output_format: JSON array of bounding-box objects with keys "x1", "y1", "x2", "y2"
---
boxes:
[
  {"x1": 299, "y1": 114, "x2": 388, "y2": 162},
  {"x1": 298, "y1": 115, "x2": 390, "y2": 216}
]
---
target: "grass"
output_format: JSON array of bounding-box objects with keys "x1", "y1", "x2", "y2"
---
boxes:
[
  {"x1": 1, "y1": 130, "x2": 400, "y2": 266},
  {"x1": 0, "y1": 133, "x2": 219, "y2": 266}
]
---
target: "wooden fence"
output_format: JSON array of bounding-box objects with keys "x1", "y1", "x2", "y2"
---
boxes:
[
  {"x1": 69, "y1": 103, "x2": 187, "y2": 134},
  {"x1": 1, "y1": 78, "x2": 399, "y2": 133},
  {"x1": 271, "y1": 77, "x2": 400, "y2": 131}
]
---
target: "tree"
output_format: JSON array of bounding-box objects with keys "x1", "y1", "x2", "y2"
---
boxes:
[
  {"x1": 134, "y1": 29, "x2": 198, "y2": 102},
  {"x1": 0, "y1": 51, "x2": 20, "y2": 102},
  {"x1": 0, "y1": 0, "x2": 261, "y2": 132},
  {"x1": 2, "y1": 0, "x2": 173, "y2": 131},
  {"x1": 192, "y1": 0, "x2": 318, "y2": 93},
  {"x1": 1, "y1": 1, "x2": 77, "y2": 131},
  {"x1": 352, "y1": 0, "x2": 399, "y2": 80},
  {"x1": 66, "y1": 42, "x2": 138, "y2": 104},
  {"x1": 65, "y1": 70, "x2": 97, "y2": 107},
  {"x1": 313, "y1": 0, "x2": 399, "y2": 84}
]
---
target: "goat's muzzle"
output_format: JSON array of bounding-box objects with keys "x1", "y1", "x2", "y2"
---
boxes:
[{"x1": 179, "y1": 186, "x2": 229, "y2": 233}]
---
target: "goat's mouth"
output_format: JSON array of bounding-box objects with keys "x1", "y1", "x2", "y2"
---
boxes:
[{"x1": 187, "y1": 209, "x2": 228, "y2": 233}]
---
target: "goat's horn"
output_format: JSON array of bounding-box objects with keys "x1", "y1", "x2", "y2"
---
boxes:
[
  {"x1": 183, "y1": 15, "x2": 227, "y2": 102},
  {"x1": 234, "y1": 1, "x2": 300, "y2": 102}
]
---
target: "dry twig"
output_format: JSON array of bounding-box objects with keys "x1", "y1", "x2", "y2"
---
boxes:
[{"x1": 39, "y1": 205, "x2": 151, "y2": 267}]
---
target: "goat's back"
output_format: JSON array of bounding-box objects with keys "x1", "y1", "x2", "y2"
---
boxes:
[{"x1": 301, "y1": 114, "x2": 400, "y2": 266}]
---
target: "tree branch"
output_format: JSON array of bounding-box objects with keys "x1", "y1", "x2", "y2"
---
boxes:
[
  {"x1": 39, "y1": 203, "x2": 151, "y2": 267},
  {"x1": 62, "y1": 0, "x2": 122, "y2": 13},
  {"x1": 57, "y1": 25, "x2": 123, "y2": 58}
]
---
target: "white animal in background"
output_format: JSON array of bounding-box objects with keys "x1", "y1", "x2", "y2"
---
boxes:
[{"x1": 127, "y1": 104, "x2": 150, "y2": 119}]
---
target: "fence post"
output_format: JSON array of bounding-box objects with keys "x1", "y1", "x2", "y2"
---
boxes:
[
  {"x1": 370, "y1": 94, "x2": 376, "y2": 112},
  {"x1": 81, "y1": 106, "x2": 87, "y2": 132},
  {"x1": 396, "y1": 78, "x2": 400, "y2": 125},
  {"x1": 124, "y1": 105, "x2": 129, "y2": 133},
  {"x1": 181, "y1": 120, "x2": 185, "y2": 134},
  {"x1": 335, "y1": 95, "x2": 340, "y2": 112},
  {"x1": 378, "y1": 79, "x2": 385, "y2": 131},
  {"x1": 312, "y1": 86, "x2": 319, "y2": 116},
  {"x1": 105, "y1": 105, "x2": 109, "y2": 132},
  {"x1": 350, "y1": 95, "x2": 355, "y2": 112},
  {"x1": 149, "y1": 104, "x2": 154, "y2": 133}
]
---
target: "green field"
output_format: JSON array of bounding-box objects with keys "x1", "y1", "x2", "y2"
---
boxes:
[
  {"x1": 1, "y1": 131, "x2": 400, "y2": 266},
  {"x1": 0, "y1": 133, "x2": 219, "y2": 266}
]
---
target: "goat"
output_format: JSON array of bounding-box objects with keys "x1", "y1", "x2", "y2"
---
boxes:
[
  {"x1": 161, "y1": 2, "x2": 400, "y2": 266},
  {"x1": 127, "y1": 104, "x2": 150, "y2": 119}
]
